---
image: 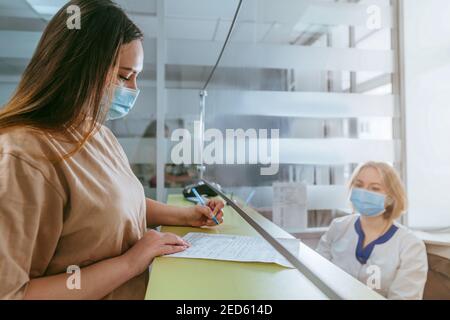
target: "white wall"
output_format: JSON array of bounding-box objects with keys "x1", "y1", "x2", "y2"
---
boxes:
[{"x1": 403, "y1": 0, "x2": 450, "y2": 228}]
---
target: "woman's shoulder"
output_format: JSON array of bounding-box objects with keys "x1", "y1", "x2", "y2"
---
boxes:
[
  {"x1": 330, "y1": 214, "x2": 359, "y2": 228},
  {"x1": 95, "y1": 124, "x2": 121, "y2": 146},
  {"x1": 0, "y1": 126, "x2": 66, "y2": 184},
  {"x1": 393, "y1": 222, "x2": 427, "y2": 251},
  {"x1": 0, "y1": 127, "x2": 65, "y2": 181},
  {"x1": 0, "y1": 126, "x2": 53, "y2": 159},
  {"x1": 326, "y1": 214, "x2": 359, "y2": 237},
  {"x1": 1, "y1": 124, "x2": 112, "y2": 152},
  {"x1": 97, "y1": 123, "x2": 114, "y2": 138},
  {"x1": 95, "y1": 124, "x2": 128, "y2": 158}
]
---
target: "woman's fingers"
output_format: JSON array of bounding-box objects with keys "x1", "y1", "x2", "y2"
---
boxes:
[
  {"x1": 204, "y1": 216, "x2": 224, "y2": 226},
  {"x1": 163, "y1": 233, "x2": 190, "y2": 247},
  {"x1": 206, "y1": 206, "x2": 223, "y2": 226},
  {"x1": 196, "y1": 205, "x2": 213, "y2": 219},
  {"x1": 209, "y1": 201, "x2": 224, "y2": 217},
  {"x1": 215, "y1": 210, "x2": 224, "y2": 220},
  {"x1": 208, "y1": 200, "x2": 225, "y2": 211},
  {"x1": 162, "y1": 244, "x2": 188, "y2": 255}
]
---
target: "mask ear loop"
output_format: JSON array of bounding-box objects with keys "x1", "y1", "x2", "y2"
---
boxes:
[
  {"x1": 101, "y1": 60, "x2": 121, "y2": 122},
  {"x1": 385, "y1": 195, "x2": 395, "y2": 207},
  {"x1": 348, "y1": 187, "x2": 356, "y2": 213},
  {"x1": 100, "y1": 85, "x2": 115, "y2": 121},
  {"x1": 114, "y1": 84, "x2": 141, "y2": 96},
  {"x1": 383, "y1": 195, "x2": 396, "y2": 219}
]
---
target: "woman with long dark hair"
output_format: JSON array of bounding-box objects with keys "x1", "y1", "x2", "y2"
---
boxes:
[{"x1": 0, "y1": 0, "x2": 224, "y2": 300}]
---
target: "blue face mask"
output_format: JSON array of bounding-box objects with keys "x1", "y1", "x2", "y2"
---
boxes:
[
  {"x1": 350, "y1": 188, "x2": 386, "y2": 217},
  {"x1": 107, "y1": 85, "x2": 140, "y2": 121}
]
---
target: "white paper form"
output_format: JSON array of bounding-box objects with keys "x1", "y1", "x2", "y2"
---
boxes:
[{"x1": 163, "y1": 232, "x2": 300, "y2": 268}]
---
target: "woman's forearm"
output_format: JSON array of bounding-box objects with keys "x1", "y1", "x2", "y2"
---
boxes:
[
  {"x1": 24, "y1": 254, "x2": 137, "y2": 300},
  {"x1": 146, "y1": 198, "x2": 188, "y2": 227}
]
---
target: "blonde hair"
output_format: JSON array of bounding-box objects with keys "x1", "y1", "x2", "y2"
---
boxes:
[{"x1": 349, "y1": 161, "x2": 407, "y2": 220}]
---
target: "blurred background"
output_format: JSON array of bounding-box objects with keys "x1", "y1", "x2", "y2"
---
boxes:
[{"x1": 1, "y1": 0, "x2": 450, "y2": 239}]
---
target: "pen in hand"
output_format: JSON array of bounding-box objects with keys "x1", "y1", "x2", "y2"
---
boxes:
[{"x1": 191, "y1": 188, "x2": 220, "y2": 225}]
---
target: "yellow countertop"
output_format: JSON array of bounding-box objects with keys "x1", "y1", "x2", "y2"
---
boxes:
[{"x1": 145, "y1": 195, "x2": 384, "y2": 300}]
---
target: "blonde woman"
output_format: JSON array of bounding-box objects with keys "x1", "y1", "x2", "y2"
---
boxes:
[{"x1": 316, "y1": 162, "x2": 428, "y2": 299}]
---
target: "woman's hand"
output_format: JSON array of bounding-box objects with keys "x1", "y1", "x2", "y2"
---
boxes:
[
  {"x1": 24, "y1": 230, "x2": 188, "y2": 300},
  {"x1": 184, "y1": 199, "x2": 225, "y2": 227},
  {"x1": 122, "y1": 229, "x2": 190, "y2": 276}
]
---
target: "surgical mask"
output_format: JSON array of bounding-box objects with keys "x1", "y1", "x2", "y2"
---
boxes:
[
  {"x1": 350, "y1": 188, "x2": 386, "y2": 217},
  {"x1": 107, "y1": 85, "x2": 140, "y2": 121}
]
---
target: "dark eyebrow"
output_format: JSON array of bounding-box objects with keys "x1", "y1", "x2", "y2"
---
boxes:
[{"x1": 119, "y1": 67, "x2": 139, "y2": 73}]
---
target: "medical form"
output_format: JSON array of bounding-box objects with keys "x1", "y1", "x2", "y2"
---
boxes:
[{"x1": 163, "y1": 232, "x2": 300, "y2": 268}]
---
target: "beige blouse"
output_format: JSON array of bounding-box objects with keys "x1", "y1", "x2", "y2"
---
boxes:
[{"x1": 0, "y1": 125, "x2": 148, "y2": 300}]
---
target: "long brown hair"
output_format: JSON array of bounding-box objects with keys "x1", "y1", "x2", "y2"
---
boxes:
[{"x1": 0, "y1": 0, "x2": 143, "y2": 159}]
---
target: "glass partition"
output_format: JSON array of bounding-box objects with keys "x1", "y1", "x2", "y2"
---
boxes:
[
  {"x1": 199, "y1": 0, "x2": 401, "y2": 233},
  {"x1": 0, "y1": 0, "x2": 402, "y2": 232}
]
